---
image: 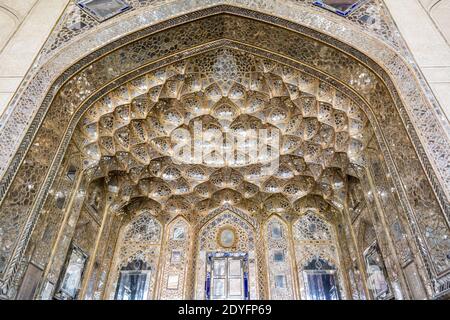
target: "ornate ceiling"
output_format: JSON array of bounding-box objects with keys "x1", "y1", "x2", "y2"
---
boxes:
[{"x1": 75, "y1": 48, "x2": 372, "y2": 216}]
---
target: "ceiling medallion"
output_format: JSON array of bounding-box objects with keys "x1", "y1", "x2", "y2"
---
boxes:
[
  {"x1": 313, "y1": 0, "x2": 367, "y2": 16},
  {"x1": 218, "y1": 227, "x2": 237, "y2": 248},
  {"x1": 77, "y1": 0, "x2": 131, "y2": 22}
]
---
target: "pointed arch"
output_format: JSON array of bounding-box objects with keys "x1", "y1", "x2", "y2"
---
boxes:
[
  {"x1": 0, "y1": 1, "x2": 448, "y2": 300},
  {"x1": 194, "y1": 208, "x2": 257, "y2": 300},
  {"x1": 292, "y1": 211, "x2": 346, "y2": 299}
]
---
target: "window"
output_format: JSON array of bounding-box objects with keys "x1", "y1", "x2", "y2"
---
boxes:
[
  {"x1": 313, "y1": 0, "x2": 366, "y2": 16},
  {"x1": 115, "y1": 259, "x2": 151, "y2": 300},
  {"x1": 303, "y1": 258, "x2": 340, "y2": 300},
  {"x1": 273, "y1": 250, "x2": 285, "y2": 262},
  {"x1": 77, "y1": 0, "x2": 131, "y2": 22},
  {"x1": 55, "y1": 245, "x2": 87, "y2": 300}
]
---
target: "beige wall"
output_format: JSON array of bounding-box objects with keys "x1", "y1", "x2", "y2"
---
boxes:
[
  {"x1": 0, "y1": 0, "x2": 68, "y2": 116},
  {"x1": 385, "y1": 0, "x2": 450, "y2": 125}
]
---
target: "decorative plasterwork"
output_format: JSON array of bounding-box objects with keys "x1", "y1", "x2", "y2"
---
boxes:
[
  {"x1": 77, "y1": 0, "x2": 131, "y2": 22},
  {"x1": 265, "y1": 216, "x2": 296, "y2": 300},
  {"x1": 105, "y1": 210, "x2": 162, "y2": 299},
  {"x1": 292, "y1": 211, "x2": 346, "y2": 299},
  {"x1": 194, "y1": 209, "x2": 257, "y2": 299},
  {"x1": 35, "y1": 0, "x2": 404, "y2": 67},
  {"x1": 158, "y1": 217, "x2": 190, "y2": 299}
]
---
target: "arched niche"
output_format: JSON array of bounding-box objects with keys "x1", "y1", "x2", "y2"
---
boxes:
[
  {"x1": 356, "y1": 219, "x2": 393, "y2": 300},
  {"x1": 292, "y1": 211, "x2": 346, "y2": 300},
  {"x1": 264, "y1": 215, "x2": 296, "y2": 300},
  {"x1": 157, "y1": 216, "x2": 191, "y2": 299}
]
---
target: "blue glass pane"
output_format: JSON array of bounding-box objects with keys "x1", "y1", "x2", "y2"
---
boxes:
[
  {"x1": 77, "y1": 0, "x2": 131, "y2": 22},
  {"x1": 205, "y1": 272, "x2": 211, "y2": 300}
]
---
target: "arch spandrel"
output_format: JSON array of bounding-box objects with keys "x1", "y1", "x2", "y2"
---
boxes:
[{"x1": 0, "y1": 4, "x2": 449, "y2": 300}]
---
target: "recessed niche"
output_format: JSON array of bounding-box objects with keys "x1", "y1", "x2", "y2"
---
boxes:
[{"x1": 77, "y1": 0, "x2": 131, "y2": 22}]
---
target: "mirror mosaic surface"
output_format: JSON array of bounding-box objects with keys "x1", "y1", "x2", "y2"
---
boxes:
[{"x1": 0, "y1": 0, "x2": 448, "y2": 301}]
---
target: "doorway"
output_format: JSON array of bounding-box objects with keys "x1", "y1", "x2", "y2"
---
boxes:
[{"x1": 206, "y1": 252, "x2": 249, "y2": 300}]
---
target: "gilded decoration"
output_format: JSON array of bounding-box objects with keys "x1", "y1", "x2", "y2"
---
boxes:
[
  {"x1": 194, "y1": 209, "x2": 257, "y2": 299},
  {"x1": 0, "y1": 2, "x2": 449, "y2": 301},
  {"x1": 265, "y1": 216, "x2": 296, "y2": 300}
]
